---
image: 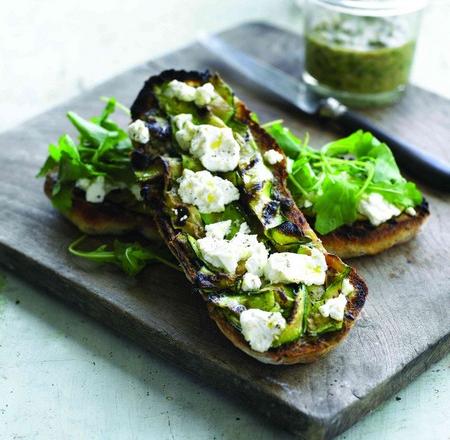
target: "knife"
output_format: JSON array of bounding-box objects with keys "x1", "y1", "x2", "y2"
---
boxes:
[{"x1": 199, "y1": 34, "x2": 450, "y2": 192}]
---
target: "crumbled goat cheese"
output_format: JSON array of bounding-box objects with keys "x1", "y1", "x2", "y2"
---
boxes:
[
  {"x1": 197, "y1": 224, "x2": 267, "y2": 274},
  {"x1": 76, "y1": 176, "x2": 108, "y2": 203},
  {"x1": 263, "y1": 149, "x2": 284, "y2": 165},
  {"x1": 128, "y1": 119, "x2": 150, "y2": 144},
  {"x1": 240, "y1": 309, "x2": 286, "y2": 352},
  {"x1": 286, "y1": 157, "x2": 294, "y2": 174},
  {"x1": 245, "y1": 242, "x2": 269, "y2": 277},
  {"x1": 358, "y1": 192, "x2": 401, "y2": 226},
  {"x1": 172, "y1": 113, "x2": 197, "y2": 150},
  {"x1": 205, "y1": 220, "x2": 231, "y2": 239},
  {"x1": 303, "y1": 199, "x2": 313, "y2": 208},
  {"x1": 177, "y1": 169, "x2": 240, "y2": 214},
  {"x1": 238, "y1": 222, "x2": 251, "y2": 234},
  {"x1": 190, "y1": 125, "x2": 240, "y2": 172},
  {"x1": 172, "y1": 114, "x2": 240, "y2": 172},
  {"x1": 196, "y1": 235, "x2": 242, "y2": 274},
  {"x1": 165, "y1": 80, "x2": 218, "y2": 107},
  {"x1": 85, "y1": 177, "x2": 108, "y2": 203},
  {"x1": 264, "y1": 249, "x2": 327, "y2": 286},
  {"x1": 77, "y1": 177, "x2": 141, "y2": 203},
  {"x1": 341, "y1": 278, "x2": 354, "y2": 296},
  {"x1": 76, "y1": 178, "x2": 91, "y2": 192},
  {"x1": 319, "y1": 294, "x2": 347, "y2": 321},
  {"x1": 242, "y1": 273, "x2": 262, "y2": 291},
  {"x1": 194, "y1": 83, "x2": 217, "y2": 106},
  {"x1": 165, "y1": 80, "x2": 197, "y2": 101},
  {"x1": 405, "y1": 207, "x2": 417, "y2": 216}
]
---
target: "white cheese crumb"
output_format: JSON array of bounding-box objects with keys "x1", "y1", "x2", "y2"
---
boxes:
[
  {"x1": 245, "y1": 242, "x2": 269, "y2": 277},
  {"x1": 205, "y1": 220, "x2": 231, "y2": 239},
  {"x1": 303, "y1": 199, "x2": 313, "y2": 208},
  {"x1": 319, "y1": 294, "x2": 347, "y2": 321},
  {"x1": 405, "y1": 207, "x2": 417, "y2": 216},
  {"x1": 264, "y1": 248, "x2": 327, "y2": 286},
  {"x1": 197, "y1": 236, "x2": 240, "y2": 273},
  {"x1": 76, "y1": 177, "x2": 132, "y2": 204},
  {"x1": 263, "y1": 149, "x2": 284, "y2": 165},
  {"x1": 238, "y1": 222, "x2": 251, "y2": 234},
  {"x1": 190, "y1": 125, "x2": 240, "y2": 172},
  {"x1": 172, "y1": 114, "x2": 240, "y2": 172},
  {"x1": 177, "y1": 169, "x2": 240, "y2": 214},
  {"x1": 241, "y1": 273, "x2": 262, "y2": 291},
  {"x1": 240, "y1": 309, "x2": 286, "y2": 352},
  {"x1": 128, "y1": 119, "x2": 150, "y2": 144},
  {"x1": 172, "y1": 113, "x2": 196, "y2": 150},
  {"x1": 358, "y1": 192, "x2": 401, "y2": 226},
  {"x1": 84, "y1": 176, "x2": 107, "y2": 203},
  {"x1": 76, "y1": 178, "x2": 91, "y2": 191},
  {"x1": 194, "y1": 83, "x2": 217, "y2": 106},
  {"x1": 341, "y1": 277, "x2": 354, "y2": 296},
  {"x1": 286, "y1": 157, "x2": 294, "y2": 174},
  {"x1": 165, "y1": 80, "x2": 196, "y2": 101},
  {"x1": 197, "y1": 227, "x2": 267, "y2": 275},
  {"x1": 77, "y1": 176, "x2": 118, "y2": 203},
  {"x1": 165, "y1": 80, "x2": 218, "y2": 107}
]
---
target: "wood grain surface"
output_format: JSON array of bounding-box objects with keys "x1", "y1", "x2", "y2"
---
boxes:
[{"x1": 0, "y1": 23, "x2": 449, "y2": 439}]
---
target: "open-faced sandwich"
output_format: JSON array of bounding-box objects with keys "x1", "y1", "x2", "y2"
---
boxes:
[
  {"x1": 265, "y1": 122, "x2": 430, "y2": 258},
  {"x1": 126, "y1": 69, "x2": 367, "y2": 364}
]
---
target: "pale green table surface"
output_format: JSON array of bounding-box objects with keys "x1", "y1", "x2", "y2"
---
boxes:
[{"x1": 1, "y1": 1, "x2": 449, "y2": 439}]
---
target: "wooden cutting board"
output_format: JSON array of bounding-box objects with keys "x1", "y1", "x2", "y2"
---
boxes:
[{"x1": 0, "y1": 22, "x2": 449, "y2": 440}]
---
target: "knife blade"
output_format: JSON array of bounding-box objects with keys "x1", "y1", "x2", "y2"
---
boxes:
[{"x1": 199, "y1": 34, "x2": 450, "y2": 192}]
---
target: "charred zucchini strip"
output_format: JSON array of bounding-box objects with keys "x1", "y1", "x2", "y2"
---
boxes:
[{"x1": 129, "y1": 70, "x2": 366, "y2": 355}]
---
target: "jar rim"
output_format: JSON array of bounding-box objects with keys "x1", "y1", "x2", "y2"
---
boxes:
[{"x1": 307, "y1": 0, "x2": 428, "y2": 16}]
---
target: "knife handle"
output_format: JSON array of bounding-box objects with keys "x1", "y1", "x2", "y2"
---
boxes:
[{"x1": 335, "y1": 109, "x2": 450, "y2": 192}]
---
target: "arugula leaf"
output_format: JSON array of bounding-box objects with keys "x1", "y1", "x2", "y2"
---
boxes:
[
  {"x1": 51, "y1": 182, "x2": 73, "y2": 212},
  {"x1": 324, "y1": 130, "x2": 402, "y2": 182},
  {"x1": 263, "y1": 121, "x2": 304, "y2": 159},
  {"x1": 263, "y1": 121, "x2": 423, "y2": 234},
  {"x1": 314, "y1": 175, "x2": 359, "y2": 234},
  {"x1": 69, "y1": 236, "x2": 180, "y2": 276},
  {"x1": 36, "y1": 155, "x2": 58, "y2": 178},
  {"x1": 67, "y1": 111, "x2": 116, "y2": 147}
]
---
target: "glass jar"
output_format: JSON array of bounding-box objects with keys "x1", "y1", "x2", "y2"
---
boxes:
[{"x1": 303, "y1": 0, "x2": 427, "y2": 107}]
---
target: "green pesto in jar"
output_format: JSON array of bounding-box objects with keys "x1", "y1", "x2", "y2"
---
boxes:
[{"x1": 305, "y1": 16, "x2": 416, "y2": 94}]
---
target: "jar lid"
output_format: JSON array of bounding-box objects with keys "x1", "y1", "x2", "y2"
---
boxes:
[{"x1": 309, "y1": 0, "x2": 428, "y2": 16}]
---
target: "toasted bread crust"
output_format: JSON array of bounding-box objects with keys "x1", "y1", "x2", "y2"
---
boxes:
[
  {"x1": 317, "y1": 200, "x2": 430, "y2": 258},
  {"x1": 44, "y1": 176, "x2": 158, "y2": 240}
]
